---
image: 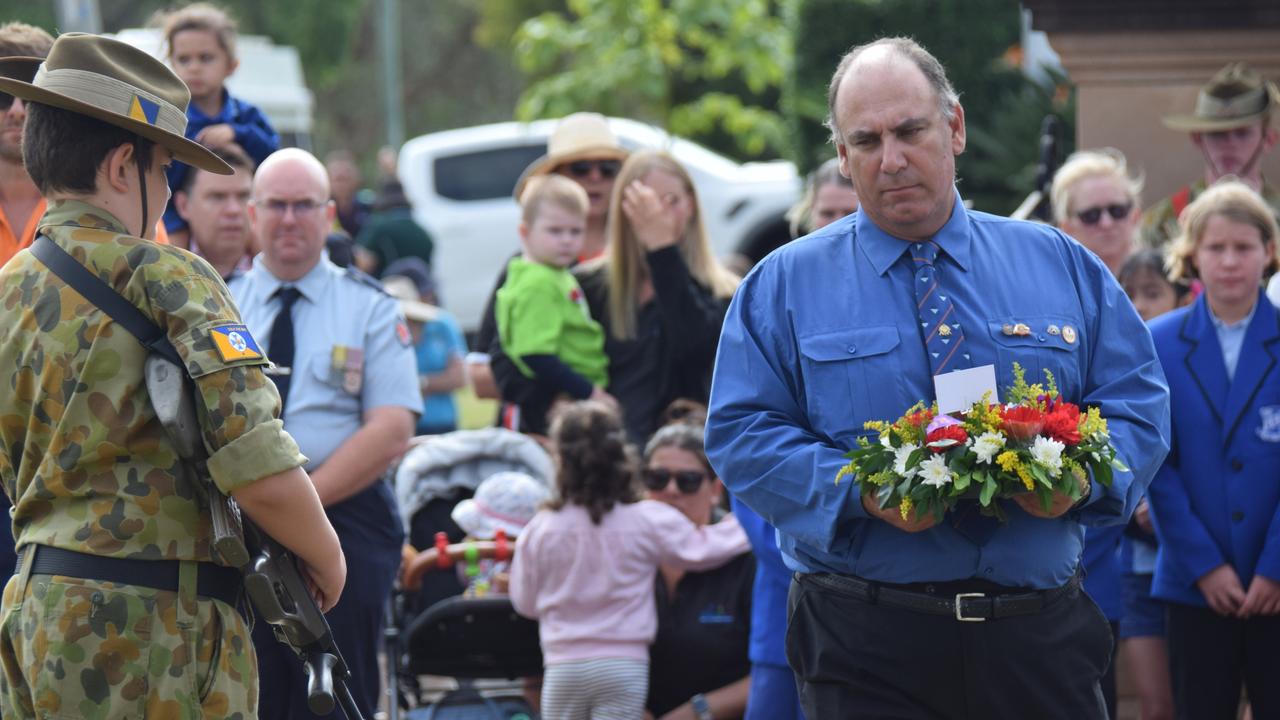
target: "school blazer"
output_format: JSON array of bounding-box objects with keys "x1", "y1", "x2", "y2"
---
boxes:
[{"x1": 1147, "y1": 290, "x2": 1280, "y2": 607}]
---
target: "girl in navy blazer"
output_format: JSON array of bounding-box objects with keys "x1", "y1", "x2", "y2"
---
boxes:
[{"x1": 1147, "y1": 181, "x2": 1280, "y2": 719}]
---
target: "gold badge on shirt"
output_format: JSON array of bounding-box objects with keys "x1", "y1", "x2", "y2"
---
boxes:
[{"x1": 331, "y1": 345, "x2": 364, "y2": 394}]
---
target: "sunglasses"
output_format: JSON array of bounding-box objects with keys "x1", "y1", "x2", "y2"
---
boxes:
[
  {"x1": 1075, "y1": 202, "x2": 1133, "y2": 226},
  {"x1": 0, "y1": 93, "x2": 14, "y2": 111},
  {"x1": 641, "y1": 468, "x2": 708, "y2": 494},
  {"x1": 563, "y1": 159, "x2": 621, "y2": 180}
]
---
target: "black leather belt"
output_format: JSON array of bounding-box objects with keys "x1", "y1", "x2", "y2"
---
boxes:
[
  {"x1": 804, "y1": 571, "x2": 1081, "y2": 622},
  {"x1": 18, "y1": 545, "x2": 242, "y2": 608}
]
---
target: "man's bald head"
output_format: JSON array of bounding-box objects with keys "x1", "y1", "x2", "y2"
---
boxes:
[
  {"x1": 254, "y1": 147, "x2": 331, "y2": 200},
  {"x1": 249, "y1": 147, "x2": 337, "y2": 281},
  {"x1": 825, "y1": 37, "x2": 959, "y2": 146}
]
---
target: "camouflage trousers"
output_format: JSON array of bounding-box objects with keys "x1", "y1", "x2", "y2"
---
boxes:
[{"x1": 0, "y1": 551, "x2": 257, "y2": 719}]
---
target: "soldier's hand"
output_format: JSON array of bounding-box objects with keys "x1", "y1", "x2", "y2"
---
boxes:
[
  {"x1": 303, "y1": 549, "x2": 348, "y2": 613},
  {"x1": 861, "y1": 493, "x2": 937, "y2": 533}
]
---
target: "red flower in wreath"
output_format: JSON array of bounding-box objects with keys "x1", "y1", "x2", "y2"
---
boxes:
[
  {"x1": 1042, "y1": 401, "x2": 1082, "y2": 446},
  {"x1": 1000, "y1": 405, "x2": 1044, "y2": 441},
  {"x1": 926, "y1": 424, "x2": 969, "y2": 453}
]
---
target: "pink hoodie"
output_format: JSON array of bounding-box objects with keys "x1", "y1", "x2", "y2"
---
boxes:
[{"x1": 509, "y1": 499, "x2": 750, "y2": 665}]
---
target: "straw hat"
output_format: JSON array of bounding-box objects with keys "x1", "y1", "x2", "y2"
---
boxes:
[
  {"x1": 0, "y1": 33, "x2": 231, "y2": 174},
  {"x1": 1162, "y1": 63, "x2": 1280, "y2": 133},
  {"x1": 512, "y1": 112, "x2": 629, "y2": 199},
  {"x1": 451, "y1": 471, "x2": 551, "y2": 540},
  {"x1": 382, "y1": 275, "x2": 439, "y2": 323}
]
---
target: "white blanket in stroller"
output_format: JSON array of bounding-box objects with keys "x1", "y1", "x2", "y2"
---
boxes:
[{"x1": 393, "y1": 428, "x2": 554, "y2": 530}]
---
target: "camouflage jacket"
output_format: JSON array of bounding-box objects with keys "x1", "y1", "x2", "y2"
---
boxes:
[
  {"x1": 0, "y1": 200, "x2": 305, "y2": 561},
  {"x1": 1141, "y1": 179, "x2": 1280, "y2": 249}
]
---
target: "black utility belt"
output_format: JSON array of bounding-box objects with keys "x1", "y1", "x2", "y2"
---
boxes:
[
  {"x1": 803, "y1": 571, "x2": 1080, "y2": 622},
  {"x1": 18, "y1": 545, "x2": 242, "y2": 608}
]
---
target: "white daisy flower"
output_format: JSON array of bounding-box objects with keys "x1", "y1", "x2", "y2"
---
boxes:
[
  {"x1": 1031, "y1": 436, "x2": 1065, "y2": 476},
  {"x1": 919, "y1": 454, "x2": 953, "y2": 488},
  {"x1": 893, "y1": 443, "x2": 920, "y2": 479},
  {"x1": 971, "y1": 431, "x2": 1006, "y2": 465}
]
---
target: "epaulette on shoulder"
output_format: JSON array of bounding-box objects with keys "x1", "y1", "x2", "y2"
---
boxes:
[{"x1": 343, "y1": 266, "x2": 390, "y2": 295}]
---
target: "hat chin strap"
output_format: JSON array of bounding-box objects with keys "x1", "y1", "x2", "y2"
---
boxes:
[
  {"x1": 134, "y1": 146, "x2": 149, "y2": 239},
  {"x1": 1200, "y1": 129, "x2": 1268, "y2": 185}
]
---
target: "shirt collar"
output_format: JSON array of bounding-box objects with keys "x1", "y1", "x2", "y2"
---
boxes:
[
  {"x1": 1208, "y1": 299, "x2": 1257, "y2": 331},
  {"x1": 856, "y1": 186, "x2": 971, "y2": 275},
  {"x1": 246, "y1": 251, "x2": 334, "y2": 304},
  {"x1": 188, "y1": 89, "x2": 234, "y2": 123},
  {"x1": 37, "y1": 199, "x2": 132, "y2": 236}
]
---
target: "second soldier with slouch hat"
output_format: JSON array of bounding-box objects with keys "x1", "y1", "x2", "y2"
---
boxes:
[
  {"x1": 0, "y1": 32, "x2": 345, "y2": 717},
  {"x1": 1143, "y1": 62, "x2": 1280, "y2": 247}
]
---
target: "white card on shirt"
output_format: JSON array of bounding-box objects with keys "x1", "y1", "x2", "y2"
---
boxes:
[{"x1": 934, "y1": 364, "x2": 998, "y2": 414}]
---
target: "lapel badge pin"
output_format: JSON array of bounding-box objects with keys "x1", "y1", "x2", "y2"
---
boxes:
[
  {"x1": 1013, "y1": 323, "x2": 1031, "y2": 336},
  {"x1": 1002, "y1": 323, "x2": 1015, "y2": 336},
  {"x1": 1062, "y1": 325, "x2": 1077, "y2": 344},
  {"x1": 1047, "y1": 324, "x2": 1061, "y2": 336}
]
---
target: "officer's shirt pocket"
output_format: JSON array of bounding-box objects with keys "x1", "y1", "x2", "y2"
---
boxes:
[
  {"x1": 798, "y1": 325, "x2": 902, "y2": 442},
  {"x1": 311, "y1": 347, "x2": 362, "y2": 413},
  {"x1": 986, "y1": 316, "x2": 1083, "y2": 401}
]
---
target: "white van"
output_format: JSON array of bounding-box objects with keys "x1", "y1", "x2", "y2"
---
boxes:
[{"x1": 398, "y1": 117, "x2": 801, "y2": 334}]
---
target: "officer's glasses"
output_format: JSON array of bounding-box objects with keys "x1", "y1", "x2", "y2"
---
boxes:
[
  {"x1": 641, "y1": 468, "x2": 708, "y2": 494},
  {"x1": 1075, "y1": 202, "x2": 1132, "y2": 226},
  {"x1": 255, "y1": 198, "x2": 327, "y2": 217}
]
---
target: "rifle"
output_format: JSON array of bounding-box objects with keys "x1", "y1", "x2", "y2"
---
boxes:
[{"x1": 145, "y1": 355, "x2": 366, "y2": 720}]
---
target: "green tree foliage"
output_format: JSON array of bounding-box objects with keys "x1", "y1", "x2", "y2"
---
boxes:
[
  {"x1": 513, "y1": 0, "x2": 791, "y2": 160},
  {"x1": 787, "y1": 0, "x2": 1074, "y2": 214}
]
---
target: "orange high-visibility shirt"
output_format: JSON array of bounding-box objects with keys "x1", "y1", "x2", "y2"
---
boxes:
[{"x1": 0, "y1": 198, "x2": 169, "y2": 267}]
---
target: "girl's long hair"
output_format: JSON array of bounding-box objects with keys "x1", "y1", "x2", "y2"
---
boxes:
[{"x1": 545, "y1": 401, "x2": 638, "y2": 524}]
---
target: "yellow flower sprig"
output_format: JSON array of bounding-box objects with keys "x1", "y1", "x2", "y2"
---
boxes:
[{"x1": 1079, "y1": 406, "x2": 1108, "y2": 439}]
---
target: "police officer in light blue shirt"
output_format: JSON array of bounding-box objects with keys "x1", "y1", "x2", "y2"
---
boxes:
[
  {"x1": 705, "y1": 38, "x2": 1170, "y2": 720},
  {"x1": 230, "y1": 148, "x2": 422, "y2": 720}
]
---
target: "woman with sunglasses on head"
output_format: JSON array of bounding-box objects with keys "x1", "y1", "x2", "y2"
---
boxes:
[
  {"x1": 576, "y1": 150, "x2": 741, "y2": 444},
  {"x1": 1049, "y1": 147, "x2": 1147, "y2": 720},
  {"x1": 642, "y1": 420, "x2": 753, "y2": 720}
]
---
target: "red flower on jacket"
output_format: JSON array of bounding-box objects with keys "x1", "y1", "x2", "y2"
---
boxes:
[
  {"x1": 1042, "y1": 400, "x2": 1082, "y2": 446},
  {"x1": 926, "y1": 424, "x2": 969, "y2": 453},
  {"x1": 1000, "y1": 405, "x2": 1044, "y2": 441}
]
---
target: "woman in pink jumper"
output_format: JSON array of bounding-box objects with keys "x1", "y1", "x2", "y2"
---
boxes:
[{"x1": 510, "y1": 401, "x2": 750, "y2": 720}]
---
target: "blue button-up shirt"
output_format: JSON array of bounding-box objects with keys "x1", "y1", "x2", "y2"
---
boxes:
[
  {"x1": 1209, "y1": 302, "x2": 1256, "y2": 381},
  {"x1": 706, "y1": 189, "x2": 1171, "y2": 589}
]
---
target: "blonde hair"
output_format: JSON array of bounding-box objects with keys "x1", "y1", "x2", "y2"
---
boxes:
[
  {"x1": 787, "y1": 157, "x2": 854, "y2": 238},
  {"x1": 1167, "y1": 179, "x2": 1280, "y2": 282},
  {"x1": 1050, "y1": 148, "x2": 1143, "y2": 226},
  {"x1": 519, "y1": 174, "x2": 589, "y2": 226},
  {"x1": 597, "y1": 151, "x2": 739, "y2": 340},
  {"x1": 161, "y1": 3, "x2": 238, "y2": 60}
]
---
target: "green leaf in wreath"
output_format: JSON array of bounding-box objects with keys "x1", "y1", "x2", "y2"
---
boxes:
[
  {"x1": 980, "y1": 477, "x2": 998, "y2": 506},
  {"x1": 1095, "y1": 461, "x2": 1114, "y2": 488},
  {"x1": 953, "y1": 472, "x2": 971, "y2": 492}
]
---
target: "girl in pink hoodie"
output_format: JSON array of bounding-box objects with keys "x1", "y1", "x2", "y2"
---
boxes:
[{"x1": 510, "y1": 401, "x2": 749, "y2": 720}]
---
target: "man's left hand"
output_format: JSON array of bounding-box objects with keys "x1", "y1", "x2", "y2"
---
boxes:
[
  {"x1": 1238, "y1": 574, "x2": 1280, "y2": 617},
  {"x1": 195, "y1": 123, "x2": 235, "y2": 148}
]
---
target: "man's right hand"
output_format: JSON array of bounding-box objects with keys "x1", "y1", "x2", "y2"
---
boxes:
[
  {"x1": 302, "y1": 549, "x2": 347, "y2": 613},
  {"x1": 861, "y1": 493, "x2": 938, "y2": 532},
  {"x1": 1197, "y1": 563, "x2": 1246, "y2": 616}
]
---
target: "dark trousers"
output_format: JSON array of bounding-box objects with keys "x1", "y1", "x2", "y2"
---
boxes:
[
  {"x1": 786, "y1": 573, "x2": 1113, "y2": 720},
  {"x1": 1166, "y1": 601, "x2": 1280, "y2": 720},
  {"x1": 253, "y1": 538, "x2": 400, "y2": 719}
]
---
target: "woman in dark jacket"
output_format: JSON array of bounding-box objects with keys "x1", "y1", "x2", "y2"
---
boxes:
[{"x1": 576, "y1": 150, "x2": 740, "y2": 444}]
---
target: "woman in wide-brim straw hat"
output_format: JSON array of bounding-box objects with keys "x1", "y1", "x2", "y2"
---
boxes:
[{"x1": 0, "y1": 32, "x2": 345, "y2": 718}]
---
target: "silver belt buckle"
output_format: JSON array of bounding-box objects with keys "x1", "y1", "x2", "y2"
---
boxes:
[{"x1": 954, "y1": 592, "x2": 986, "y2": 622}]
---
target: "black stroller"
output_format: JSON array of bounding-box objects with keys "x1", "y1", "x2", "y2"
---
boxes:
[{"x1": 387, "y1": 428, "x2": 552, "y2": 719}]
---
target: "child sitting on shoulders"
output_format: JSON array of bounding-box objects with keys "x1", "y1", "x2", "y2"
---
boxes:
[
  {"x1": 509, "y1": 401, "x2": 749, "y2": 719},
  {"x1": 497, "y1": 176, "x2": 614, "y2": 432},
  {"x1": 159, "y1": 3, "x2": 280, "y2": 242}
]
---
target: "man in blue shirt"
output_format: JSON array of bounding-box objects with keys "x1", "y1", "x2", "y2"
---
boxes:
[
  {"x1": 705, "y1": 37, "x2": 1170, "y2": 720},
  {"x1": 231, "y1": 148, "x2": 422, "y2": 719}
]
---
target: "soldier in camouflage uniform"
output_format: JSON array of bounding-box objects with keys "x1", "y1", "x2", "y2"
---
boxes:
[
  {"x1": 1142, "y1": 63, "x2": 1280, "y2": 248},
  {"x1": 0, "y1": 33, "x2": 346, "y2": 719}
]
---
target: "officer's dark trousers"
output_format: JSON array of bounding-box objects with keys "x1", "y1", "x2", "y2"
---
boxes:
[
  {"x1": 786, "y1": 572, "x2": 1113, "y2": 720},
  {"x1": 1166, "y1": 602, "x2": 1280, "y2": 720},
  {"x1": 253, "y1": 491, "x2": 402, "y2": 720}
]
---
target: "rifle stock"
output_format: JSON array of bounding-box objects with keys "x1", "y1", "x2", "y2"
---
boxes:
[{"x1": 144, "y1": 355, "x2": 363, "y2": 719}]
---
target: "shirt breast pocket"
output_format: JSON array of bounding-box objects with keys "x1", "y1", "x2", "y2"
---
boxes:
[
  {"x1": 986, "y1": 316, "x2": 1083, "y2": 400},
  {"x1": 310, "y1": 354, "x2": 362, "y2": 413},
  {"x1": 798, "y1": 326, "x2": 902, "y2": 441}
]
